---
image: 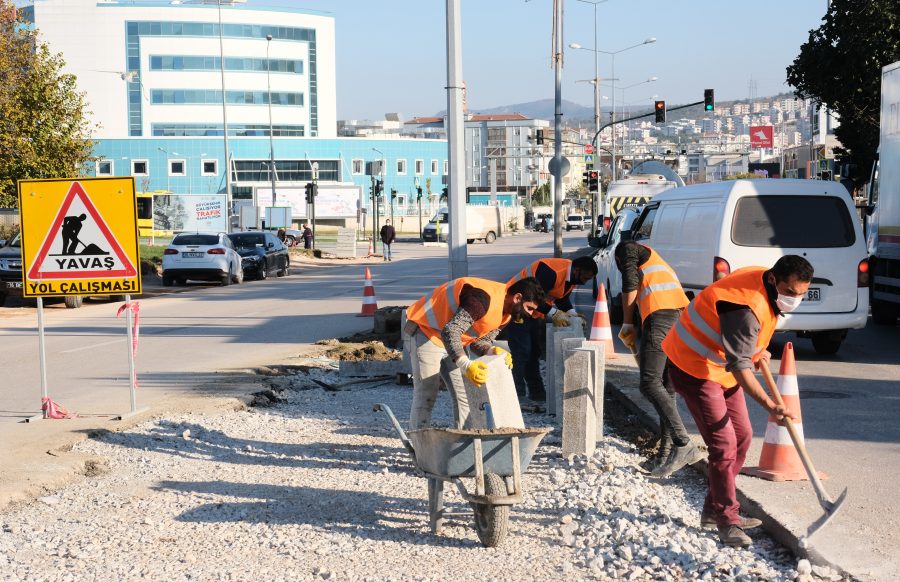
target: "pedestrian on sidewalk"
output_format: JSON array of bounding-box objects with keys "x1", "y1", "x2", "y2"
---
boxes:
[
  {"x1": 504, "y1": 256, "x2": 597, "y2": 403},
  {"x1": 380, "y1": 219, "x2": 396, "y2": 261},
  {"x1": 404, "y1": 277, "x2": 545, "y2": 429},
  {"x1": 614, "y1": 241, "x2": 702, "y2": 478},
  {"x1": 301, "y1": 224, "x2": 313, "y2": 249},
  {"x1": 662, "y1": 255, "x2": 807, "y2": 548}
]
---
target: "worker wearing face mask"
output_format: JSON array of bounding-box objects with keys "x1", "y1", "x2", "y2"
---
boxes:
[{"x1": 661, "y1": 255, "x2": 810, "y2": 548}]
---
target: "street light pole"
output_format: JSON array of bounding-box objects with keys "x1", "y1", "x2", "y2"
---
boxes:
[
  {"x1": 372, "y1": 147, "x2": 384, "y2": 254},
  {"x1": 217, "y1": 0, "x2": 234, "y2": 232},
  {"x1": 265, "y1": 34, "x2": 277, "y2": 217}
]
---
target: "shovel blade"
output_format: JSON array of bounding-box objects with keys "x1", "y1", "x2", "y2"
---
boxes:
[{"x1": 800, "y1": 487, "x2": 848, "y2": 548}]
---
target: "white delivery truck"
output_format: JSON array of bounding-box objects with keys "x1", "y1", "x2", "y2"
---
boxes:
[
  {"x1": 422, "y1": 206, "x2": 502, "y2": 244},
  {"x1": 602, "y1": 173, "x2": 677, "y2": 232},
  {"x1": 866, "y1": 60, "x2": 900, "y2": 325}
]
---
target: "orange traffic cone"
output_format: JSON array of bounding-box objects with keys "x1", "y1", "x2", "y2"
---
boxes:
[
  {"x1": 366, "y1": 238, "x2": 375, "y2": 257},
  {"x1": 742, "y1": 342, "x2": 824, "y2": 481},
  {"x1": 357, "y1": 267, "x2": 378, "y2": 317},
  {"x1": 587, "y1": 283, "x2": 618, "y2": 358}
]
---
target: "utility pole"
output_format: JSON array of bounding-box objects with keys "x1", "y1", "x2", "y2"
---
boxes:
[
  {"x1": 446, "y1": 0, "x2": 468, "y2": 278},
  {"x1": 311, "y1": 161, "x2": 318, "y2": 250},
  {"x1": 551, "y1": 0, "x2": 564, "y2": 258}
]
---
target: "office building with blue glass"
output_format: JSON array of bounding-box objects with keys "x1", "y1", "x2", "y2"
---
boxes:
[{"x1": 25, "y1": 0, "x2": 448, "y2": 227}]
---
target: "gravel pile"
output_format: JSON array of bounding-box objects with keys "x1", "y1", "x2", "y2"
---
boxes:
[{"x1": 0, "y1": 367, "x2": 844, "y2": 581}]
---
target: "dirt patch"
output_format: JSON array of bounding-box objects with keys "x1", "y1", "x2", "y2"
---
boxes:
[
  {"x1": 603, "y1": 388, "x2": 662, "y2": 458},
  {"x1": 318, "y1": 339, "x2": 400, "y2": 362}
]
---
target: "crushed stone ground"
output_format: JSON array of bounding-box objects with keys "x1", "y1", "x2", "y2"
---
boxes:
[{"x1": 0, "y1": 367, "x2": 845, "y2": 581}]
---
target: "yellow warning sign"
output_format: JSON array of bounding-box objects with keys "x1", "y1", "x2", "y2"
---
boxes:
[{"x1": 17, "y1": 177, "x2": 142, "y2": 297}]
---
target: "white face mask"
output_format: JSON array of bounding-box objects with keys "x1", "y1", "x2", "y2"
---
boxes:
[{"x1": 776, "y1": 294, "x2": 803, "y2": 313}]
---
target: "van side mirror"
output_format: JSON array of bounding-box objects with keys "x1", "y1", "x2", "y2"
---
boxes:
[
  {"x1": 267, "y1": 242, "x2": 275, "y2": 249},
  {"x1": 619, "y1": 229, "x2": 634, "y2": 242},
  {"x1": 587, "y1": 234, "x2": 608, "y2": 248}
]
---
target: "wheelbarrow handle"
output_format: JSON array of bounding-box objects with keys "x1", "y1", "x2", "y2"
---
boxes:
[
  {"x1": 759, "y1": 365, "x2": 833, "y2": 507},
  {"x1": 373, "y1": 403, "x2": 417, "y2": 461}
]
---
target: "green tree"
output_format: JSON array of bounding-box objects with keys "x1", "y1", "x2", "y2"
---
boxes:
[
  {"x1": 531, "y1": 181, "x2": 551, "y2": 206},
  {"x1": 0, "y1": 2, "x2": 95, "y2": 208},
  {"x1": 785, "y1": 0, "x2": 900, "y2": 183}
]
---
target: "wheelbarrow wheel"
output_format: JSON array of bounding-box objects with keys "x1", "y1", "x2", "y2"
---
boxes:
[{"x1": 472, "y1": 473, "x2": 509, "y2": 547}]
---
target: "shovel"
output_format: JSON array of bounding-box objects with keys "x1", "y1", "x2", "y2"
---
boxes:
[{"x1": 760, "y1": 365, "x2": 848, "y2": 547}]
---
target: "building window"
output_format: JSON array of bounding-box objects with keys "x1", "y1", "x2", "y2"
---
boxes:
[
  {"x1": 169, "y1": 159, "x2": 186, "y2": 176},
  {"x1": 132, "y1": 160, "x2": 148, "y2": 176},
  {"x1": 201, "y1": 159, "x2": 218, "y2": 176},
  {"x1": 397, "y1": 159, "x2": 407, "y2": 175},
  {"x1": 396, "y1": 195, "x2": 406, "y2": 207},
  {"x1": 443, "y1": 160, "x2": 449, "y2": 175},
  {"x1": 415, "y1": 159, "x2": 424, "y2": 175},
  {"x1": 431, "y1": 159, "x2": 438, "y2": 174},
  {"x1": 150, "y1": 89, "x2": 304, "y2": 106},
  {"x1": 151, "y1": 123, "x2": 304, "y2": 137},
  {"x1": 352, "y1": 159, "x2": 364, "y2": 175},
  {"x1": 96, "y1": 160, "x2": 113, "y2": 176},
  {"x1": 150, "y1": 55, "x2": 304, "y2": 74}
]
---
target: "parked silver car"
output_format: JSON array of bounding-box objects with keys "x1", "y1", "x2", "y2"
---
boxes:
[{"x1": 162, "y1": 232, "x2": 243, "y2": 286}]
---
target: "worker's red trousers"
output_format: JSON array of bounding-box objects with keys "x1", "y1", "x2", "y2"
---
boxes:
[{"x1": 668, "y1": 364, "x2": 752, "y2": 527}]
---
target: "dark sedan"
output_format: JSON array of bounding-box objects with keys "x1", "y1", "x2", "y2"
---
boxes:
[{"x1": 227, "y1": 231, "x2": 290, "y2": 280}]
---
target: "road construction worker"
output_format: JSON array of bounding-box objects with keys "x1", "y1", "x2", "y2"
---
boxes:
[
  {"x1": 505, "y1": 257, "x2": 598, "y2": 403},
  {"x1": 614, "y1": 241, "x2": 701, "y2": 478},
  {"x1": 662, "y1": 255, "x2": 807, "y2": 548},
  {"x1": 404, "y1": 277, "x2": 546, "y2": 429}
]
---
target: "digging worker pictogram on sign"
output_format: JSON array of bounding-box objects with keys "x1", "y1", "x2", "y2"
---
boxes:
[{"x1": 18, "y1": 177, "x2": 142, "y2": 297}]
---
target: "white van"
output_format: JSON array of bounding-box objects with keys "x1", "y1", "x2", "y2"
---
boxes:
[
  {"x1": 625, "y1": 179, "x2": 869, "y2": 355},
  {"x1": 422, "y1": 206, "x2": 501, "y2": 244}
]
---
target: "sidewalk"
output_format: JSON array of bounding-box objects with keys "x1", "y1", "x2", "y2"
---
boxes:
[{"x1": 604, "y1": 359, "x2": 880, "y2": 581}]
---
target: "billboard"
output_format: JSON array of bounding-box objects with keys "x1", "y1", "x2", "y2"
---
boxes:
[
  {"x1": 750, "y1": 125, "x2": 774, "y2": 148},
  {"x1": 153, "y1": 194, "x2": 228, "y2": 233},
  {"x1": 256, "y1": 185, "x2": 359, "y2": 218}
]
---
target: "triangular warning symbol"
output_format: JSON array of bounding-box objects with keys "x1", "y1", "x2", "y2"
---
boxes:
[{"x1": 28, "y1": 181, "x2": 137, "y2": 280}]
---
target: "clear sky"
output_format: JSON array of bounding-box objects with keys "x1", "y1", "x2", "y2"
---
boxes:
[
  {"x1": 293, "y1": 0, "x2": 828, "y2": 120},
  {"x1": 19, "y1": 0, "x2": 830, "y2": 121}
]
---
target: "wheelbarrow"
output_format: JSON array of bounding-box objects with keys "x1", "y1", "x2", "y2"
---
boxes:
[{"x1": 373, "y1": 403, "x2": 552, "y2": 547}]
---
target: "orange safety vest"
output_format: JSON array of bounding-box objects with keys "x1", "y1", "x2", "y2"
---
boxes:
[
  {"x1": 637, "y1": 246, "x2": 689, "y2": 316},
  {"x1": 662, "y1": 267, "x2": 778, "y2": 388},
  {"x1": 406, "y1": 277, "x2": 511, "y2": 348},
  {"x1": 507, "y1": 258, "x2": 573, "y2": 309}
]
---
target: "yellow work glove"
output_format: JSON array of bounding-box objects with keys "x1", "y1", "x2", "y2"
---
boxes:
[
  {"x1": 550, "y1": 311, "x2": 570, "y2": 327},
  {"x1": 618, "y1": 323, "x2": 638, "y2": 353},
  {"x1": 465, "y1": 361, "x2": 489, "y2": 386},
  {"x1": 493, "y1": 346, "x2": 513, "y2": 369}
]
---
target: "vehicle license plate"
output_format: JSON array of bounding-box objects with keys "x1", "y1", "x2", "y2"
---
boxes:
[
  {"x1": 806, "y1": 288, "x2": 821, "y2": 302},
  {"x1": 6, "y1": 281, "x2": 22, "y2": 289},
  {"x1": 182, "y1": 252, "x2": 204, "y2": 258}
]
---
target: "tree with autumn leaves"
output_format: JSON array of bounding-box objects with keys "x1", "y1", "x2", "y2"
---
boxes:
[
  {"x1": 786, "y1": 0, "x2": 900, "y2": 184},
  {"x1": 0, "y1": 1, "x2": 95, "y2": 208}
]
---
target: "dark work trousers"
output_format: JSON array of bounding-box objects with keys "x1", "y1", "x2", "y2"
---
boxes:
[
  {"x1": 505, "y1": 316, "x2": 545, "y2": 400},
  {"x1": 639, "y1": 308, "x2": 692, "y2": 448},
  {"x1": 669, "y1": 364, "x2": 752, "y2": 527}
]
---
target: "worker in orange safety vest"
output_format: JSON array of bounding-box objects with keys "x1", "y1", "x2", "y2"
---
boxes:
[
  {"x1": 614, "y1": 241, "x2": 701, "y2": 478},
  {"x1": 404, "y1": 277, "x2": 546, "y2": 429},
  {"x1": 661, "y1": 255, "x2": 808, "y2": 548}
]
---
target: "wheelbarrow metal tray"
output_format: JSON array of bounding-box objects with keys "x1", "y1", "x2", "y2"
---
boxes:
[{"x1": 408, "y1": 426, "x2": 552, "y2": 478}]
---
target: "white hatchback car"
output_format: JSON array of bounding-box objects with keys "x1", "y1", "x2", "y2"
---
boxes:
[{"x1": 162, "y1": 232, "x2": 243, "y2": 286}]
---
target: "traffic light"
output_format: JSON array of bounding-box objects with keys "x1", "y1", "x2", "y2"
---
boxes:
[
  {"x1": 588, "y1": 171, "x2": 599, "y2": 192},
  {"x1": 390, "y1": 188, "x2": 397, "y2": 201},
  {"x1": 536, "y1": 129, "x2": 544, "y2": 145},
  {"x1": 304, "y1": 182, "x2": 313, "y2": 203},
  {"x1": 582, "y1": 171, "x2": 590, "y2": 188},
  {"x1": 374, "y1": 179, "x2": 383, "y2": 198},
  {"x1": 704, "y1": 89, "x2": 715, "y2": 112},
  {"x1": 441, "y1": 186, "x2": 448, "y2": 200},
  {"x1": 654, "y1": 101, "x2": 666, "y2": 123},
  {"x1": 416, "y1": 186, "x2": 423, "y2": 201}
]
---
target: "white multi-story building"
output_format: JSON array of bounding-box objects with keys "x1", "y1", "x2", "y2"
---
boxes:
[{"x1": 27, "y1": 0, "x2": 336, "y2": 139}]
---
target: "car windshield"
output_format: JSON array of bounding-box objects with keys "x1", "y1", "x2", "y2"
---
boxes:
[
  {"x1": 229, "y1": 234, "x2": 265, "y2": 249},
  {"x1": 7, "y1": 233, "x2": 21, "y2": 247},
  {"x1": 731, "y1": 195, "x2": 855, "y2": 248},
  {"x1": 173, "y1": 234, "x2": 219, "y2": 246},
  {"x1": 430, "y1": 212, "x2": 449, "y2": 224},
  {"x1": 567, "y1": 216, "x2": 582, "y2": 222}
]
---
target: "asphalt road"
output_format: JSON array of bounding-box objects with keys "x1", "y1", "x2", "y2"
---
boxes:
[{"x1": 1, "y1": 229, "x2": 897, "y2": 578}]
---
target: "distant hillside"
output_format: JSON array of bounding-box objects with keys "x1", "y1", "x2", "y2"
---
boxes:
[{"x1": 437, "y1": 92, "x2": 797, "y2": 125}]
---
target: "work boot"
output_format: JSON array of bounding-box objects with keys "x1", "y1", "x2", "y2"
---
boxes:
[
  {"x1": 651, "y1": 442, "x2": 705, "y2": 478},
  {"x1": 718, "y1": 525, "x2": 752, "y2": 548},
  {"x1": 701, "y1": 513, "x2": 762, "y2": 531}
]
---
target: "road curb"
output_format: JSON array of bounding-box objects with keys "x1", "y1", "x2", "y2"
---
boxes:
[{"x1": 602, "y1": 364, "x2": 852, "y2": 579}]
